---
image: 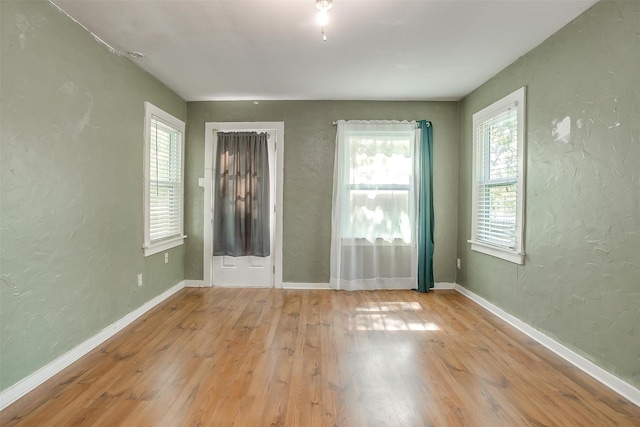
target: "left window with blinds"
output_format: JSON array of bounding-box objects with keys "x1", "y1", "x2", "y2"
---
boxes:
[{"x1": 143, "y1": 102, "x2": 186, "y2": 256}]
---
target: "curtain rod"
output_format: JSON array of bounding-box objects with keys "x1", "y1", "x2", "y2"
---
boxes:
[
  {"x1": 215, "y1": 130, "x2": 273, "y2": 138},
  {"x1": 332, "y1": 121, "x2": 429, "y2": 127}
]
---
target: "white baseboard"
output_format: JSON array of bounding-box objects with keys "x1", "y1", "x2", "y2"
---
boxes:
[
  {"x1": 281, "y1": 282, "x2": 332, "y2": 290},
  {"x1": 183, "y1": 279, "x2": 205, "y2": 287},
  {"x1": 454, "y1": 284, "x2": 640, "y2": 407},
  {"x1": 433, "y1": 282, "x2": 456, "y2": 290},
  {"x1": 280, "y1": 283, "x2": 456, "y2": 291},
  {"x1": 212, "y1": 283, "x2": 272, "y2": 288},
  {"x1": 0, "y1": 280, "x2": 186, "y2": 411},
  {"x1": 280, "y1": 282, "x2": 455, "y2": 291}
]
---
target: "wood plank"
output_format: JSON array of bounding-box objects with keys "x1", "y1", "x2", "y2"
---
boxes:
[{"x1": 2, "y1": 288, "x2": 639, "y2": 426}]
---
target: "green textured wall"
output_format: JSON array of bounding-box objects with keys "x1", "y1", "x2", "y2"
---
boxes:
[
  {"x1": 457, "y1": 0, "x2": 640, "y2": 387},
  {"x1": 185, "y1": 101, "x2": 459, "y2": 284},
  {"x1": 0, "y1": 1, "x2": 186, "y2": 391}
]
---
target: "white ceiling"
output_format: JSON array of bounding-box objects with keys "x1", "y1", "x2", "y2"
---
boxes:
[{"x1": 51, "y1": 0, "x2": 598, "y2": 102}]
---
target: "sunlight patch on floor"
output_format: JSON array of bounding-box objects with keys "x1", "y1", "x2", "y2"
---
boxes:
[
  {"x1": 355, "y1": 301, "x2": 423, "y2": 312},
  {"x1": 349, "y1": 301, "x2": 440, "y2": 331}
]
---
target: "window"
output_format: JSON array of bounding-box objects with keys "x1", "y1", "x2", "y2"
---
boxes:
[
  {"x1": 340, "y1": 123, "x2": 418, "y2": 245},
  {"x1": 469, "y1": 87, "x2": 526, "y2": 264},
  {"x1": 331, "y1": 120, "x2": 419, "y2": 291},
  {"x1": 143, "y1": 102, "x2": 186, "y2": 256}
]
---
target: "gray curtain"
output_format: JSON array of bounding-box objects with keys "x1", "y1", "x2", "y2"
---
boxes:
[{"x1": 213, "y1": 131, "x2": 270, "y2": 257}]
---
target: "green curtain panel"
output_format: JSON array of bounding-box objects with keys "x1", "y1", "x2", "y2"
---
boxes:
[{"x1": 417, "y1": 121, "x2": 435, "y2": 292}]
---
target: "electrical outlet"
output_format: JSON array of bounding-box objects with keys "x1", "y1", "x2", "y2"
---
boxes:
[
  {"x1": 164, "y1": 252, "x2": 169, "y2": 264},
  {"x1": 137, "y1": 273, "x2": 143, "y2": 286},
  {"x1": 456, "y1": 258, "x2": 462, "y2": 269}
]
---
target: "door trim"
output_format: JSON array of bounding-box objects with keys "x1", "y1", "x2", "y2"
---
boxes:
[{"x1": 203, "y1": 122, "x2": 284, "y2": 288}]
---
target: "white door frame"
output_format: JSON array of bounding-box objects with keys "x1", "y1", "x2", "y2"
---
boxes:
[{"x1": 203, "y1": 122, "x2": 284, "y2": 288}]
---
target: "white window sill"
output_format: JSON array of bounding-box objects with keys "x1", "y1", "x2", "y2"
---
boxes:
[
  {"x1": 468, "y1": 240, "x2": 524, "y2": 265},
  {"x1": 143, "y1": 235, "x2": 187, "y2": 257}
]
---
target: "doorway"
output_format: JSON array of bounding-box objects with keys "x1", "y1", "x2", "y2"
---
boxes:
[{"x1": 203, "y1": 122, "x2": 284, "y2": 288}]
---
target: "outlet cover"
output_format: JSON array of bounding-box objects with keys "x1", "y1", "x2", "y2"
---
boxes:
[{"x1": 137, "y1": 273, "x2": 143, "y2": 286}]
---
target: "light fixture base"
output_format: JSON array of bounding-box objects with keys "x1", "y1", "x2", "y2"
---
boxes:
[{"x1": 316, "y1": 0, "x2": 333, "y2": 11}]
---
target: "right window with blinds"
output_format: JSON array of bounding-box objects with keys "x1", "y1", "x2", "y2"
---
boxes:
[{"x1": 470, "y1": 87, "x2": 526, "y2": 264}]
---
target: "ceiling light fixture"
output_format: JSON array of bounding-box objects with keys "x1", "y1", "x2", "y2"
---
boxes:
[
  {"x1": 127, "y1": 51, "x2": 144, "y2": 59},
  {"x1": 315, "y1": 0, "x2": 333, "y2": 41}
]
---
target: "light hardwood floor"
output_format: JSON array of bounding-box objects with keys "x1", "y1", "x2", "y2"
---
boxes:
[{"x1": 2, "y1": 288, "x2": 639, "y2": 426}]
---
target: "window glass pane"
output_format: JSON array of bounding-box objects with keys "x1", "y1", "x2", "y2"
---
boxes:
[
  {"x1": 476, "y1": 183, "x2": 516, "y2": 247},
  {"x1": 149, "y1": 184, "x2": 181, "y2": 241},
  {"x1": 348, "y1": 134, "x2": 412, "y2": 186},
  {"x1": 349, "y1": 189, "x2": 411, "y2": 243},
  {"x1": 478, "y1": 108, "x2": 518, "y2": 182},
  {"x1": 150, "y1": 119, "x2": 181, "y2": 183}
]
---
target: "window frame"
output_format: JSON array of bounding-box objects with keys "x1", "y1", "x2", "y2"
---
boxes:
[
  {"x1": 143, "y1": 102, "x2": 186, "y2": 257},
  {"x1": 341, "y1": 127, "x2": 418, "y2": 246},
  {"x1": 469, "y1": 87, "x2": 526, "y2": 264}
]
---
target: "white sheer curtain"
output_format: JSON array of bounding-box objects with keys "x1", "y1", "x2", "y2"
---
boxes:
[{"x1": 330, "y1": 120, "x2": 419, "y2": 291}]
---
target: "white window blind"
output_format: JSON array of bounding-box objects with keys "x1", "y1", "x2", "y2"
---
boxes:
[
  {"x1": 149, "y1": 117, "x2": 182, "y2": 242},
  {"x1": 475, "y1": 107, "x2": 518, "y2": 247},
  {"x1": 143, "y1": 102, "x2": 185, "y2": 256},
  {"x1": 470, "y1": 87, "x2": 525, "y2": 264}
]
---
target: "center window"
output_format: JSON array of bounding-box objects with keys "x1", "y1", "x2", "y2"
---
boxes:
[{"x1": 342, "y1": 126, "x2": 417, "y2": 245}]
